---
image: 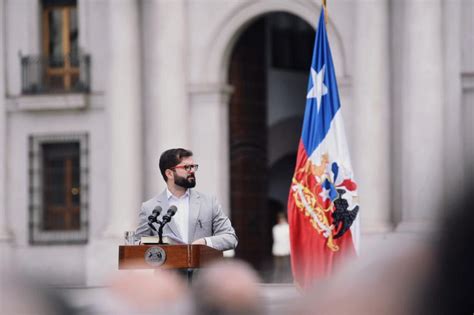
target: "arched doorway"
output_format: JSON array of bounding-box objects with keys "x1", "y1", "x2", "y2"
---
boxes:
[{"x1": 228, "y1": 12, "x2": 315, "y2": 278}]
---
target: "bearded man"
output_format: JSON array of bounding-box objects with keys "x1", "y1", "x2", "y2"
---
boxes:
[{"x1": 135, "y1": 148, "x2": 238, "y2": 251}]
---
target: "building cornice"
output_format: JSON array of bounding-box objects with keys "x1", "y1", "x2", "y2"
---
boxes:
[{"x1": 5, "y1": 93, "x2": 105, "y2": 112}]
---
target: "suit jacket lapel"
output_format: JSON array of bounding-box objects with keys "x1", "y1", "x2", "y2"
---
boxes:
[
  {"x1": 188, "y1": 190, "x2": 201, "y2": 242},
  {"x1": 165, "y1": 214, "x2": 182, "y2": 241},
  {"x1": 157, "y1": 190, "x2": 182, "y2": 241}
]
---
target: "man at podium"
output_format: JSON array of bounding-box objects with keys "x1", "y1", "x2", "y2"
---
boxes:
[{"x1": 135, "y1": 148, "x2": 238, "y2": 251}]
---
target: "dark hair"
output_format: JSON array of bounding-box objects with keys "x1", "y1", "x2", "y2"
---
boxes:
[
  {"x1": 159, "y1": 148, "x2": 193, "y2": 181},
  {"x1": 277, "y1": 211, "x2": 287, "y2": 221},
  {"x1": 416, "y1": 177, "x2": 474, "y2": 315}
]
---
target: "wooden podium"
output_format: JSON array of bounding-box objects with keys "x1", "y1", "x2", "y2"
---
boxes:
[{"x1": 118, "y1": 244, "x2": 223, "y2": 270}]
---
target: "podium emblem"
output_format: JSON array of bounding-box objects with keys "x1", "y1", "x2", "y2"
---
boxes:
[{"x1": 144, "y1": 246, "x2": 166, "y2": 267}]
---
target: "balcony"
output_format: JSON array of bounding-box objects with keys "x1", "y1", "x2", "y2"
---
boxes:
[{"x1": 21, "y1": 53, "x2": 90, "y2": 94}]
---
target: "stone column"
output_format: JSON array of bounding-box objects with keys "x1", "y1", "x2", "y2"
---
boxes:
[
  {"x1": 397, "y1": 0, "x2": 444, "y2": 232},
  {"x1": 189, "y1": 84, "x2": 233, "y2": 215},
  {"x1": 442, "y1": 1, "x2": 465, "y2": 197},
  {"x1": 0, "y1": 0, "x2": 11, "y2": 246},
  {"x1": 142, "y1": 0, "x2": 188, "y2": 197},
  {"x1": 87, "y1": 0, "x2": 143, "y2": 286},
  {"x1": 103, "y1": 0, "x2": 143, "y2": 235},
  {"x1": 352, "y1": 0, "x2": 392, "y2": 234}
]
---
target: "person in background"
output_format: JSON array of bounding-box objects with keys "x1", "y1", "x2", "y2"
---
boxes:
[{"x1": 272, "y1": 211, "x2": 292, "y2": 283}]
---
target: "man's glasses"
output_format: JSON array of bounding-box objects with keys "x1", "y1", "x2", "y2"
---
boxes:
[{"x1": 171, "y1": 164, "x2": 199, "y2": 172}]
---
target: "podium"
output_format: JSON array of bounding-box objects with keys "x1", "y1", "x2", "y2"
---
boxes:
[{"x1": 118, "y1": 244, "x2": 223, "y2": 270}]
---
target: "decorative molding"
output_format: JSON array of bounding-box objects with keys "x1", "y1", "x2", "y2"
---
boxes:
[
  {"x1": 189, "y1": 83, "x2": 235, "y2": 105},
  {"x1": 337, "y1": 75, "x2": 353, "y2": 88},
  {"x1": 6, "y1": 93, "x2": 105, "y2": 112},
  {"x1": 395, "y1": 220, "x2": 437, "y2": 234},
  {"x1": 188, "y1": 83, "x2": 234, "y2": 95},
  {"x1": 10, "y1": 94, "x2": 89, "y2": 111},
  {"x1": 361, "y1": 222, "x2": 394, "y2": 234},
  {"x1": 203, "y1": 0, "x2": 348, "y2": 83}
]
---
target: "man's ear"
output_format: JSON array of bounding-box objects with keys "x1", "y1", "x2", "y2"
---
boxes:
[{"x1": 165, "y1": 169, "x2": 174, "y2": 181}]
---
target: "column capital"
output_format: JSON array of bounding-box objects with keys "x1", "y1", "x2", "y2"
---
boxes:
[
  {"x1": 189, "y1": 83, "x2": 234, "y2": 105},
  {"x1": 189, "y1": 83, "x2": 234, "y2": 94}
]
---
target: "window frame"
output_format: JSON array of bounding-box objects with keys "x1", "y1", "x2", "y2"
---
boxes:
[
  {"x1": 42, "y1": 3, "x2": 79, "y2": 91},
  {"x1": 29, "y1": 133, "x2": 89, "y2": 245}
]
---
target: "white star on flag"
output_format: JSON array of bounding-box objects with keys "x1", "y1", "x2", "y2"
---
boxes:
[
  {"x1": 319, "y1": 186, "x2": 331, "y2": 202},
  {"x1": 306, "y1": 64, "x2": 328, "y2": 112}
]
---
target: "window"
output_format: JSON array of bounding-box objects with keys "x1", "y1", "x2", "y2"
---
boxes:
[
  {"x1": 42, "y1": 0, "x2": 79, "y2": 91},
  {"x1": 29, "y1": 133, "x2": 88, "y2": 244},
  {"x1": 21, "y1": 0, "x2": 89, "y2": 94}
]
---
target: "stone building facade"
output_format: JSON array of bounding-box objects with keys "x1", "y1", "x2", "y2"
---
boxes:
[{"x1": 0, "y1": 0, "x2": 472, "y2": 285}]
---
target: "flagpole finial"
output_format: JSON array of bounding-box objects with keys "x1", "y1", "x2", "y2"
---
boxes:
[{"x1": 322, "y1": 0, "x2": 328, "y2": 25}]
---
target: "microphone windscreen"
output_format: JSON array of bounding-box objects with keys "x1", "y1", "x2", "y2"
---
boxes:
[
  {"x1": 152, "y1": 206, "x2": 162, "y2": 215},
  {"x1": 168, "y1": 205, "x2": 178, "y2": 216}
]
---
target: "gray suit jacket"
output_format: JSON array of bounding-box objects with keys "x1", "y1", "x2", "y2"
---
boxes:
[{"x1": 135, "y1": 189, "x2": 238, "y2": 251}]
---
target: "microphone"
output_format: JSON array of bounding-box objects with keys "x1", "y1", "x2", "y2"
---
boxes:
[
  {"x1": 147, "y1": 206, "x2": 162, "y2": 231},
  {"x1": 148, "y1": 206, "x2": 162, "y2": 223},
  {"x1": 157, "y1": 206, "x2": 177, "y2": 244},
  {"x1": 162, "y1": 205, "x2": 178, "y2": 225}
]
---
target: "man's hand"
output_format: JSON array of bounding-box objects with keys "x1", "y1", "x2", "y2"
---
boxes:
[{"x1": 191, "y1": 238, "x2": 206, "y2": 245}]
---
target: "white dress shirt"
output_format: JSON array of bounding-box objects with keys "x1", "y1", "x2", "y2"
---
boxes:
[
  {"x1": 166, "y1": 189, "x2": 213, "y2": 247},
  {"x1": 167, "y1": 189, "x2": 190, "y2": 243}
]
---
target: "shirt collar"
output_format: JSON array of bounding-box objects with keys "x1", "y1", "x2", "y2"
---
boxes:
[{"x1": 166, "y1": 188, "x2": 190, "y2": 200}]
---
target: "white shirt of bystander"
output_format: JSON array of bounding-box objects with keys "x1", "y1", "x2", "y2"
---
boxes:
[{"x1": 272, "y1": 222, "x2": 290, "y2": 256}]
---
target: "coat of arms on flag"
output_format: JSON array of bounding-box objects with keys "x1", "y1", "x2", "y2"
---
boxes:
[{"x1": 288, "y1": 7, "x2": 360, "y2": 289}]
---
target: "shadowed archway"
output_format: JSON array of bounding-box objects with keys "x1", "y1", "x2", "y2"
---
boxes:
[{"x1": 228, "y1": 12, "x2": 314, "y2": 277}]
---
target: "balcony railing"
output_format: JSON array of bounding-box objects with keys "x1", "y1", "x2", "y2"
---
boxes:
[{"x1": 21, "y1": 53, "x2": 91, "y2": 94}]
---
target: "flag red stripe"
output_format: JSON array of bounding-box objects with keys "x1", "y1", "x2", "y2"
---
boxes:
[{"x1": 288, "y1": 141, "x2": 356, "y2": 289}]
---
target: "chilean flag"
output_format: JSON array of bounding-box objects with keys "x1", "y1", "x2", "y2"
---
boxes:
[{"x1": 288, "y1": 8, "x2": 360, "y2": 289}]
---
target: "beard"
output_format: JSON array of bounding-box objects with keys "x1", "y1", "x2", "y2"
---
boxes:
[{"x1": 174, "y1": 173, "x2": 196, "y2": 189}]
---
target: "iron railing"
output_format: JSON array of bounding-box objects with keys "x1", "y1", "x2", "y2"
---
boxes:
[{"x1": 21, "y1": 53, "x2": 91, "y2": 94}]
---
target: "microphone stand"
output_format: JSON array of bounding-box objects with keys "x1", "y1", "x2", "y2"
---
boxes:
[
  {"x1": 147, "y1": 220, "x2": 167, "y2": 244},
  {"x1": 148, "y1": 207, "x2": 177, "y2": 245},
  {"x1": 148, "y1": 222, "x2": 157, "y2": 232},
  {"x1": 157, "y1": 213, "x2": 175, "y2": 245},
  {"x1": 157, "y1": 222, "x2": 167, "y2": 245}
]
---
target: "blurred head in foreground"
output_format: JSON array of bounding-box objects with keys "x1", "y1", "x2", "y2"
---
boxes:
[
  {"x1": 417, "y1": 177, "x2": 474, "y2": 314},
  {"x1": 293, "y1": 242, "x2": 433, "y2": 315},
  {"x1": 0, "y1": 273, "x2": 77, "y2": 315},
  {"x1": 192, "y1": 259, "x2": 263, "y2": 315},
  {"x1": 108, "y1": 268, "x2": 188, "y2": 314},
  {"x1": 293, "y1": 177, "x2": 474, "y2": 315}
]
